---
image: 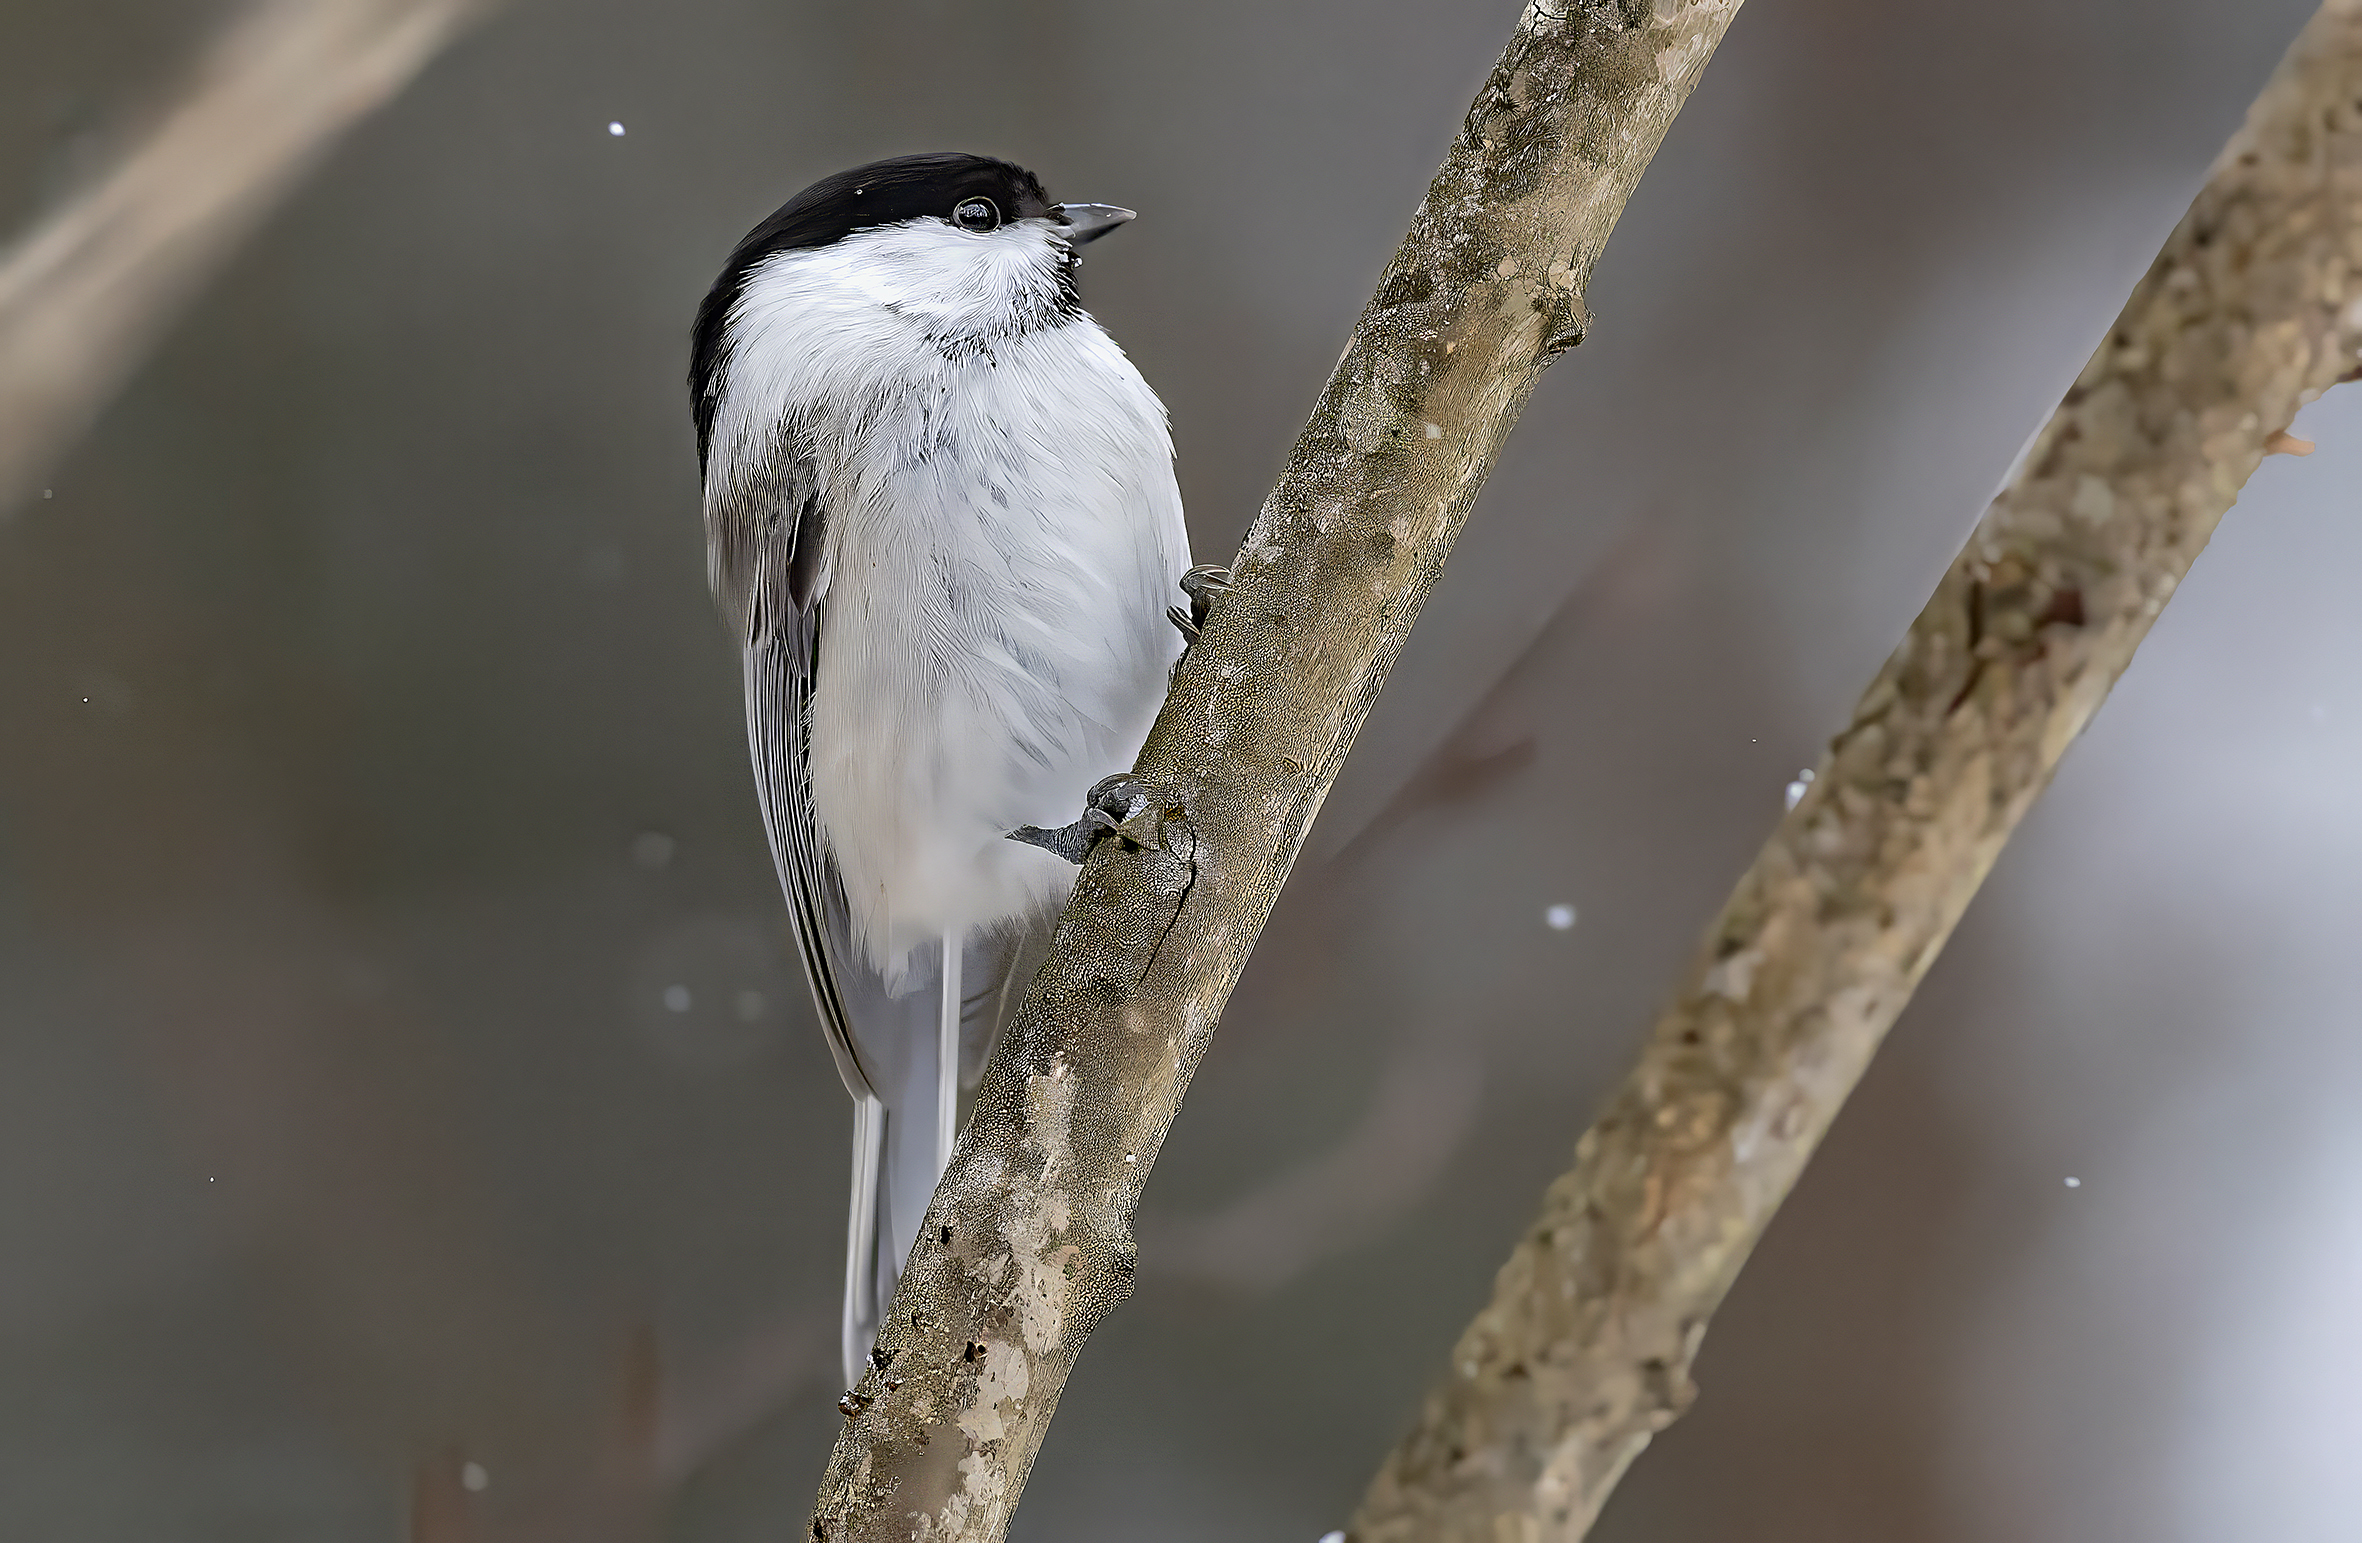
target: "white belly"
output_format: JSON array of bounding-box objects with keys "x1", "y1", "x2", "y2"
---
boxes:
[{"x1": 805, "y1": 319, "x2": 1187, "y2": 987}]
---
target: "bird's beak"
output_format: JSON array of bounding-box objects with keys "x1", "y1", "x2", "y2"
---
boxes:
[{"x1": 1052, "y1": 203, "x2": 1135, "y2": 245}]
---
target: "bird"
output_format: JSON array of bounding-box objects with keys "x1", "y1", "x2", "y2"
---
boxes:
[{"x1": 689, "y1": 153, "x2": 1195, "y2": 1390}]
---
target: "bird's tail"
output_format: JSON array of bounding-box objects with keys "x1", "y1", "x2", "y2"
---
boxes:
[
  {"x1": 841, "y1": 1092, "x2": 886, "y2": 1389},
  {"x1": 838, "y1": 930, "x2": 972, "y2": 1390}
]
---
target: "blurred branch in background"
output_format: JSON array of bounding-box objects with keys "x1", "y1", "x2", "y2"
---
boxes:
[
  {"x1": 1146, "y1": 1030, "x2": 1483, "y2": 1296},
  {"x1": 0, "y1": 0, "x2": 494, "y2": 516},
  {"x1": 810, "y1": 3, "x2": 1748, "y2": 1539},
  {"x1": 1349, "y1": 2, "x2": 2362, "y2": 1539},
  {"x1": 0, "y1": 7, "x2": 702, "y2": 1539},
  {"x1": 1144, "y1": 527, "x2": 1685, "y2": 1296}
]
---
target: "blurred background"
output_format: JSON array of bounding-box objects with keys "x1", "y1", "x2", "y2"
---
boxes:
[{"x1": 1, "y1": 0, "x2": 2355, "y2": 1538}]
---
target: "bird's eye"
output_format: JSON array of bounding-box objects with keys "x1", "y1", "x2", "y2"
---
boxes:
[{"x1": 952, "y1": 197, "x2": 1001, "y2": 233}]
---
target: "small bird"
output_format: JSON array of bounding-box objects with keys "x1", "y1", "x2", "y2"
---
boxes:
[{"x1": 690, "y1": 153, "x2": 1193, "y2": 1389}]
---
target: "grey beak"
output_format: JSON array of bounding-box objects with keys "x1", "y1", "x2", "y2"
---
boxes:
[{"x1": 1053, "y1": 203, "x2": 1135, "y2": 245}]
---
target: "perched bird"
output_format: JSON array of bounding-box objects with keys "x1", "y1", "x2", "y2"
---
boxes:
[{"x1": 690, "y1": 153, "x2": 1193, "y2": 1389}]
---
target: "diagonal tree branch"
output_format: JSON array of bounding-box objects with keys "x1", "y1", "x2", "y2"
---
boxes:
[
  {"x1": 0, "y1": 0, "x2": 494, "y2": 516},
  {"x1": 808, "y1": 2, "x2": 1748, "y2": 1538},
  {"x1": 1347, "y1": 3, "x2": 2362, "y2": 1539}
]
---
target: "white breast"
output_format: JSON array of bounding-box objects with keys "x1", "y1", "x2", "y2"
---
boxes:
[{"x1": 715, "y1": 220, "x2": 1188, "y2": 988}]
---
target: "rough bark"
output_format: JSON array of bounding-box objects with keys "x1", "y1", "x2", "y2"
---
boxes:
[
  {"x1": 808, "y1": 2, "x2": 1748, "y2": 1538},
  {"x1": 0, "y1": 0, "x2": 492, "y2": 515},
  {"x1": 1348, "y1": 4, "x2": 2362, "y2": 1540}
]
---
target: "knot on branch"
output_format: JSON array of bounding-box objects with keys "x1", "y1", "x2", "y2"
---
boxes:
[{"x1": 1542, "y1": 293, "x2": 1591, "y2": 354}]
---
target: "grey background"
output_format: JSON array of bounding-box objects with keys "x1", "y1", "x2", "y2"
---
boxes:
[{"x1": 2, "y1": 0, "x2": 2356, "y2": 1538}]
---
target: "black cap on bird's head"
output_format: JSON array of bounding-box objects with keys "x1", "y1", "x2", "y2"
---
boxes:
[
  {"x1": 691, "y1": 153, "x2": 1137, "y2": 465},
  {"x1": 738, "y1": 153, "x2": 1057, "y2": 254}
]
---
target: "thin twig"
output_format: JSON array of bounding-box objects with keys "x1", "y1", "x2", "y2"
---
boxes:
[
  {"x1": 0, "y1": 0, "x2": 493, "y2": 515},
  {"x1": 809, "y1": 3, "x2": 1748, "y2": 1539},
  {"x1": 1348, "y1": 4, "x2": 2362, "y2": 1539}
]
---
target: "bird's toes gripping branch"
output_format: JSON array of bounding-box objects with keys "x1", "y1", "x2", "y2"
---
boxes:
[
  {"x1": 1007, "y1": 774, "x2": 1163, "y2": 866},
  {"x1": 1164, "y1": 564, "x2": 1235, "y2": 644}
]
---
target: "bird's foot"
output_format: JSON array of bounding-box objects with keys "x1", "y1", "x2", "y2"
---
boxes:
[
  {"x1": 1008, "y1": 774, "x2": 1158, "y2": 865},
  {"x1": 1165, "y1": 565, "x2": 1235, "y2": 644}
]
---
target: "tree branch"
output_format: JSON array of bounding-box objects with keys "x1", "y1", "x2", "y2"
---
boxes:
[
  {"x1": 1347, "y1": 4, "x2": 2362, "y2": 1539},
  {"x1": 0, "y1": 0, "x2": 493, "y2": 516},
  {"x1": 809, "y1": 2, "x2": 1747, "y2": 1538}
]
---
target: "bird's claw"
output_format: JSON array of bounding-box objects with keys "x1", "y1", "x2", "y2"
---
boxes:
[
  {"x1": 1007, "y1": 775, "x2": 1159, "y2": 865},
  {"x1": 1181, "y1": 565, "x2": 1235, "y2": 609},
  {"x1": 1166, "y1": 564, "x2": 1235, "y2": 643}
]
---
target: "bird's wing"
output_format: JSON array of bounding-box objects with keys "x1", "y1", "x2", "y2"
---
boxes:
[{"x1": 707, "y1": 432, "x2": 877, "y2": 1103}]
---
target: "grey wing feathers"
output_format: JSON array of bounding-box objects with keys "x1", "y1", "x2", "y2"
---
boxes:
[
  {"x1": 742, "y1": 617, "x2": 879, "y2": 1103},
  {"x1": 709, "y1": 437, "x2": 878, "y2": 1104}
]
